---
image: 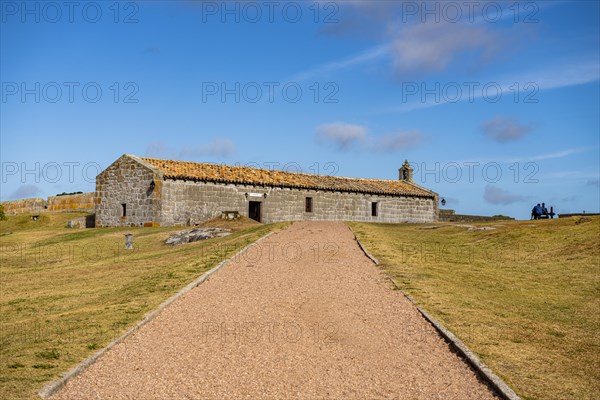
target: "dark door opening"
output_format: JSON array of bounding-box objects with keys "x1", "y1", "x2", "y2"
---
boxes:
[
  {"x1": 305, "y1": 197, "x2": 313, "y2": 213},
  {"x1": 248, "y1": 201, "x2": 261, "y2": 222},
  {"x1": 371, "y1": 202, "x2": 378, "y2": 217}
]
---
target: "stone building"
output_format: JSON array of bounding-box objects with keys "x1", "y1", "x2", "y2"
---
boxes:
[{"x1": 94, "y1": 154, "x2": 438, "y2": 227}]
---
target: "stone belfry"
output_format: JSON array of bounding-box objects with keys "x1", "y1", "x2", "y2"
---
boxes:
[{"x1": 399, "y1": 160, "x2": 413, "y2": 182}]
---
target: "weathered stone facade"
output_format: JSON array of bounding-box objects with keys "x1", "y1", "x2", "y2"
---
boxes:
[
  {"x1": 95, "y1": 156, "x2": 163, "y2": 227},
  {"x1": 160, "y1": 181, "x2": 436, "y2": 225},
  {"x1": 95, "y1": 155, "x2": 439, "y2": 227}
]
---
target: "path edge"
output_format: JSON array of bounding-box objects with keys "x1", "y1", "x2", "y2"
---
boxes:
[
  {"x1": 352, "y1": 232, "x2": 521, "y2": 400},
  {"x1": 38, "y1": 231, "x2": 275, "y2": 399}
]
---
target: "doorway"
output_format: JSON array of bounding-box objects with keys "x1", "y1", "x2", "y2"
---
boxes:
[{"x1": 248, "y1": 201, "x2": 261, "y2": 222}]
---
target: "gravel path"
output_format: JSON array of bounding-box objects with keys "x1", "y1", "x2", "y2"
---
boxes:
[{"x1": 52, "y1": 221, "x2": 497, "y2": 399}]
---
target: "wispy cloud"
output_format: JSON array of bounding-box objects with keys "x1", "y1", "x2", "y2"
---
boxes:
[
  {"x1": 289, "y1": 44, "x2": 389, "y2": 82},
  {"x1": 292, "y1": 0, "x2": 527, "y2": 82},
  {"x1": 315, "y1": 122, "x2": 426, "y2": 153},
  {"x1": 291, "y1": 20, "x2": 507, "y2": 82},
  {"x1": 372, "y1": 131, "x2": 425, "y2": 152},
  {"x1": 586, "y1": 178, "x2": 599, "y2": 188},
  {"x1": 530, "y1": 59, "x2": 600, "y2": 91},
  {"x1": 484, "y1": 185, "x2": 527, "y2": 205},
  {"x1": 145, "y1": 142, "x2": 173, "y2": 158},
  {"x1": 315, "y1": 122, "x2": 368, "y2": 150},
  {"x1": 384, "y1": 58, "x2": 599, "y2": 113},
  {"x1": 539, "y1": 170, "x2": 599, "y2": 180},
  {"x1": 10, "y1": 184, "x2": 42, "y2": 200},
  {"x1": 454, "y1": 147, "x2": 596, "y2": 165},
  {"x1": 481, "y1": 117, "x2": 533, "y2": 143},
  {"x1": 180, "y1": 139, "x2": 235, "y2": 158},
  {"x1": 145, "y1": 139, "x2": 235, "y2": 159},
  {"x1": 389, "y1": 21, "x2": 503, "y2": 73},
  {"x1": 507, "y1": 147, "x2": 597, "y2": 163}
]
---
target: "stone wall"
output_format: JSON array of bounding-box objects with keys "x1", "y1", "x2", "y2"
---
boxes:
[
  {"x1": 95, "y1": 156, "x2": 163, "y2": 227},
  {"x1": 2, "y1": 193, "x2": 95, "y2": 215},
  {"x1": 439, "y1": 209, "x2": 514, "y2": 222},
  {"x1": 1, "y1": 198, "x2": 47, "y2": 215},
  {"x1": 47, "y1": 192, "x2": 95, "y2": 212},
  {"x1": 160, "y1": 180, "x2": 436, "y2": 226}
]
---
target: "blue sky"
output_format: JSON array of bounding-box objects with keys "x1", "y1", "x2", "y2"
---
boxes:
[{"x1": 1, "y1": 0, "x2": 598, "y2": 219}]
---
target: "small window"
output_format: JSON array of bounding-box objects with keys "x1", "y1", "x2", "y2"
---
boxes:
[
  {"x1": 121, "y1": 203, "x2": 127, "y2": 217},
  {"x1": 371, "y1": 202, "x2": 378, "y2": 217},
  {"x1": 305, "y1": 197, "x2": 313, "y2": 213}
]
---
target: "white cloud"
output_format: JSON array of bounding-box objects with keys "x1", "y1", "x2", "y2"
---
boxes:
[
  {"x1": 372, "y1": 131, "x2": 425, "y2": 152},
  {"x1": 483, "y1": 185, "x2": 527, "y2": 205},
  {"x1": 315, "y1": 122, "x2": 368, "y2": 150},
  {"x1": 481, "y1": 117, "x2": 533, "y2": 143},
  {"x1": 390, "y1": 21, "x2": 502, "y2": 73},
  {"x1": 315, "y1": 123, "x2": 427, "y2": 153},
  {"x1": 292, "y1": 20, "x2": 505, "y2": 82}
]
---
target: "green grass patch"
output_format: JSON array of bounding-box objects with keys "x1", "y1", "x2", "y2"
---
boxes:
[
  {"x1": 31, "y1": 364, "x2": 55, "y2": 370},
  {"x1": 34, "y1": 350, "x2": 59, "y2": 360},
  {"x1": 0, "y1": 212, "x2": 287, "y2": 399},
  {"x1": 348, "y1": 217, "x2": 600, "y2": 400}
]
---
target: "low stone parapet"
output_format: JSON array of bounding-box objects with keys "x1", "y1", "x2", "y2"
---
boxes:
[
  {"x1": 1, "y1": 198, "x2": 47, "y2": 215},
  {"x1": 47, "y1": 193, "x2": 95, "y2": 212}
]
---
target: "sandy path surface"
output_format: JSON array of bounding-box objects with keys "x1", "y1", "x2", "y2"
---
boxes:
[{"x1": 52, "y1": 221, "x2": 497, "y2": 399}]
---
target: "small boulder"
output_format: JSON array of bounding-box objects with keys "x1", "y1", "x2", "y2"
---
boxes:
[{"x1": 165, "y1": 228, "x2": 231, "y2": 245}]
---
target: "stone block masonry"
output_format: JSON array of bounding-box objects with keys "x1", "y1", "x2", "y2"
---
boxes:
[
  {"x1": 1, "y1": 193, "x2": 95, "y2": 215},
  {"x1": 47, "y1": 193, "x2": 95, "y2": 212},
  {"x1": 160, "y1": 180, "x2": 436, "y2": 225},
  {"x1": 1, "y1": 198, "x2": 47, "y2": 215},
  {"x1": 94, "y1": 154, "x2": 439, "y2": 227},
  {"x1": 95, "y1": 156, "x2": 163, "y2": 227}
]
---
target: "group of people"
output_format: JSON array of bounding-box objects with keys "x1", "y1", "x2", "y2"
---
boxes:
[{"x1": 531, "y1": 203, "x2": 550, "y2": 220}]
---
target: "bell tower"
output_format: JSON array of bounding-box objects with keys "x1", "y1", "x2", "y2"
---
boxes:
[{"x1": 399, "y1": 160, "x2": 413, "y2": 182}]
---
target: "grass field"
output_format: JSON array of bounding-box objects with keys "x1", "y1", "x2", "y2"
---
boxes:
[
  {"x1": 349, "y1": 217, "x2": 600, "y2": 400},
  {"x1": 0, "y1": 212, "x2": 286, "y2": 400}
]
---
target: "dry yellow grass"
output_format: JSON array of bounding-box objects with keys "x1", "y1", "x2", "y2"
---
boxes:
[
  {"x1": 348, "y1": 217, "x2": 600, "y2": 400},
  {"x1": 0, "y1": 212, "x2": 286, "y2": 400}
]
